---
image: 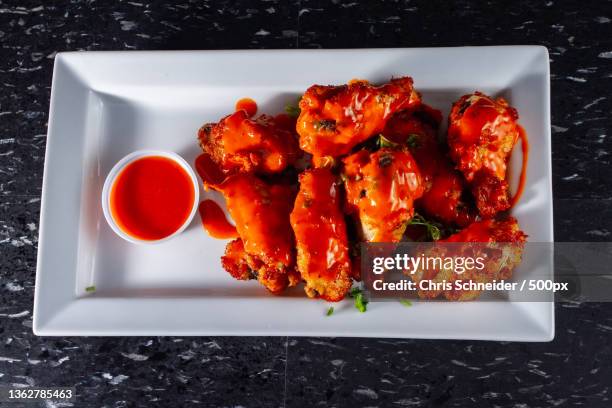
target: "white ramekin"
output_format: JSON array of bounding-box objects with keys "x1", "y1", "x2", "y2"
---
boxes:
[{"x1": 101, "y1": 150, "x2": 200, "y2": 244}]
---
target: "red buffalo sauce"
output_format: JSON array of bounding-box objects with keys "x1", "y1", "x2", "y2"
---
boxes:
[
  {"x1": 195, "y1": 152, "x2": 225, "y2": 188},
  {"x1": 235, "y1": 98, "x2": 258, "y2": 117},
  {"x1": 110, "y1": 156, "x2": 195, "y2": 241},
  {"x1": 198, "y1": 200, "x2": 238, "y2": 239},
  {"x1": 273, "y1": 113, "x2": 296, "y2": 130},
  {"x1": 510, "y1": 126, "x2": 529, "y2": 208},
  {"x1": 445, "y1": 220, "x2": 492, "y2": 242}
]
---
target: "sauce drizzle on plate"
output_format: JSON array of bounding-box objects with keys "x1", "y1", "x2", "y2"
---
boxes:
[
  {"x1": 199, "y1": 199, "x2": 238, "y2": 239},
  {"x1": 509, "y1": 125, "x2": 529, "y2": 208}
]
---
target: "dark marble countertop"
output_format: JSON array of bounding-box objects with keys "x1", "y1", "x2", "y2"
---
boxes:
[{"x1": 1, "y1": 1, "x2": 611, "y2": 407}]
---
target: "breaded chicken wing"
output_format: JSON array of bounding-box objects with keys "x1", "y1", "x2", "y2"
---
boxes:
[
  {"x1": 198, "y1": 110, "x2": 301, "y2": 182},
  {"x1": 290, "y1": 168, "x2": 352, "y2": 301},
  {"x1": 383, "y1": 108, "x2": 476, "y2": 227},
  {"x1": 410, "y1": 217, "x2": 527, "y2": 301},
  {"x1": 296, "y1": 77, "x2": 421, "y2": 160},
  {"x1": 343, "y1": 148, "x2": 424, "y2": 242},
  {"x1": 221, "y1": 238, "x2": 254, "y2": 281},
  {"x1": 443, "y1": 216, "x2": 527, "y2": 244},
  {"x1": 447, "y1": 92, "x2": 521, "y2": 218},
  {"x1": 220, "y1": 174, "x2": 300, "y2": 293}
]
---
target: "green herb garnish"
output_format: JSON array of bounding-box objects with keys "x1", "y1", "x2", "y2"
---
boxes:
[
  {"x1": 378, "y1": 134, "x2": 399, "y2": 149},
  {"x1": 406, "y1": 134, "x2": 420, "y2": 148},
  {"x1": 400, "y1": 299, "x2": 413, "y2": 307},
  {"x1": 409, "y1": 213, "x2": 442, "y2": 241},
  {"x1": 316, "y1": 155, "x2": 336, "y2": 168},
  {"x1": 378, "y1": 153, "x2": 394, "y2": 168},
  {"x1": 313, "y1": 119, "x2": 336, "y2": 131},
  {"x1": 85, "y1": 285, "x2": 96, "y2": 293},
  {"x1": 355, "y1": 293, "x2": 368, "y2": 313},
  {"x1": 284, "y1": 96, "x2": 302, "y2": 118},
  {"x1": 326, "y1": 307, "x2": 334, "y2": 316},
  {"x1": 285, "y1": 104, "x2": 301, "y2": 118},
  {"x1": 349, "y1": 287, "x2": 368, "y2": 313},
  {"x1": 429, "y1": 226, "x2": 441, "y2": 241}
]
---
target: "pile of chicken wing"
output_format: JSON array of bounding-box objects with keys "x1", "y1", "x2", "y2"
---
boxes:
[{"x1": 197, "y1": 77, "x2": 527, "y2": 302}]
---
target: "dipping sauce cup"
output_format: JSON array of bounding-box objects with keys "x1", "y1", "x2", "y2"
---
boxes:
[{"x1": 102, "y1": 150, "x2": 199, "y2": 244}]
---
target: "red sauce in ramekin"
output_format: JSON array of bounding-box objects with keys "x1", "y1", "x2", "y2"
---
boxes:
[{"x1": 110, "y1": 156, "x2": 195, "y2": 241}]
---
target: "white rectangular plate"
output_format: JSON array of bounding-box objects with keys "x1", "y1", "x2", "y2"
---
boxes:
[{"x1": 34, "y1": 47, "x2": 554, "y2": 340}]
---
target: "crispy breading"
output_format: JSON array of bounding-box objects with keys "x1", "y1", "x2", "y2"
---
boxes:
[
  {"x1": 410, "y1": 217, "x2": 527, "y2": 301},
  {"x1": 221, "y1": 238, "x2": 254, "y2": 281}
]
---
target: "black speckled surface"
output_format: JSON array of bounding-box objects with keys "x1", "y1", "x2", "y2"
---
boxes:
[{"x1": 1, "y1": 1, "x2": 611, "y2": 407}]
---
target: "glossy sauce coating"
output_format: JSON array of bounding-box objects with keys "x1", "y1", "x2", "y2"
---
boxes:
[
  {"x1": 221, "y1": 174, "x2": 295, "y2": 266},
  {"x1": 444, "y1": 217, "x2": 527, "y2": 243},
  {"x1": 196, "y1": 83, "x2": 530, "y2": 302},
  {"x1": 290, "y1": 168, "x2": 352, "y2": 301},
  {"x1": 448, "y1": 92, "x2": 521, "y2": 218},
  {"x1": 110, "y1": 156, "x2": 194, "y2": 241},
  {"x1": 197, "y1": 109, "x2": 301, "y2": 177},
  {"x1": 448, "y1": 93, "x2": 519, "y2": 182},
  {"x1": 383, "y1": 108, "x2": 476, "y2": 227},
  {"x1": 221, "y1": 174, "x2": 300, "y2": 293},
  {"x1": 343, "y1": 148, "x2": 424, "y2": 242},
  {"x1": 195, "y1": 153, "x2": 225, "y2": 189},
  {"x1": 297, "y1": 77, "x2": 421, "y2": 159},
  {"x1": 198, "y1": 200, "x2": 238, "y2": 239},
  {"x1": 509, "y1": 126, "x2": 529, "y2": 208}
]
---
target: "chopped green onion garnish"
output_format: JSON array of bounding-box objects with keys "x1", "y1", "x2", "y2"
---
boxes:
[
  {"x1": 406, "y1": 134, "x2": 420, "y2": 148},
  {"x1": 349, "y1": 287, "x2": 368, "y2": 313},
  {"x1": 409, "y1": 213, "x2": 442, "y2": 241},
  {"x1": 378, "y1": 134, "x2": 399, "y2": 148},
  {"x1": 285, "y1": 104, "x2": 301, "y2": 118},
  {"x1": 285, "y1": 96, "x2": 302, "y2": 118},
  {"x1": 355, "y1": 292, "x2": 368, "y2": 313},
  {"x1": 400, "y1": 299, "x2": 413, "y2": 307}
]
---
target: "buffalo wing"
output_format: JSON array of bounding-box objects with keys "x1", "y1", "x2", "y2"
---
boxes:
[
  {"x1": 447, "y1": 92, "x2": 520, "y2": 218},
  {"x1": 296, "y1": 77, "x2": 421, "y2": 161},
  {"x1": 290, "y1": 168, "x2": 352, "y2": 301},
  {"x1": 343, "y1": 148, "x2": 424, "y2": 242},
  {"x1": 198, "y1": 110, "x2": 301, "y2": 182},
  {"x1": 220, "y1": 174, "x2": 300, "y2": 293},
  {"x1": 383, "y1": 108, "x2": 476, "y2": 227},
  {"x1": 411, "y1": 217, "x2": 527, "y2": 301}
]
